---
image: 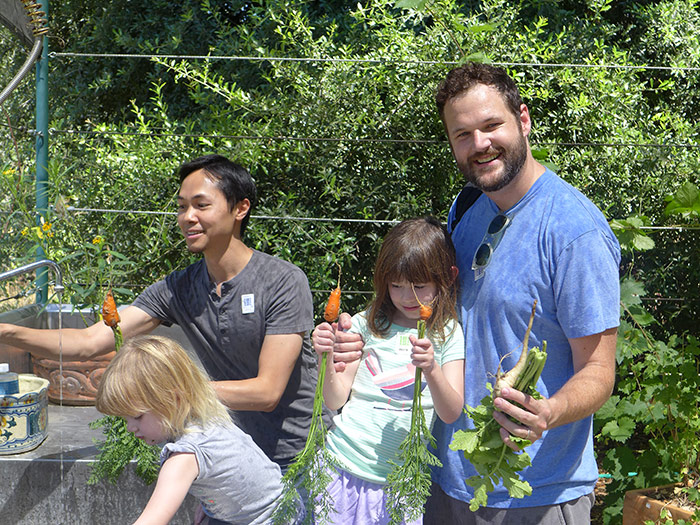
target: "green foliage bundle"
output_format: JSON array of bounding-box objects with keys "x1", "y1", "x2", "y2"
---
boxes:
[
  {"x1": 88, "y1": 293, "x2": 160, "y2": 486},
  {"x1": 272, "y1": 350, "x2": 338, "y2": 525},
  {"x1": 88, "y1": 415, "x2": 160, "y2": 486},
  {"x1": 449, "y1": 303, "x2": 547, "y2": 511}
]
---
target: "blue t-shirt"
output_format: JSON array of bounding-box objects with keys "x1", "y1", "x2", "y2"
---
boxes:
[{"x1": 434, "y1": 168, "x2": 621, "y2": 508}]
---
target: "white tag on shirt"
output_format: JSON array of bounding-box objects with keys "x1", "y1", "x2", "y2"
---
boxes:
[
  {"x1": 241, "y1": 294, "x2": 255, "y2": 314},
  {"x1": 397, "y1": 333, "x2": 412, "y2": 353}
]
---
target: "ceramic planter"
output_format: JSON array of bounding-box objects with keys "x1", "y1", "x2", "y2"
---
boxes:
[
  {"x1": 0, "y1": 374, "x2": 50, "y2": 454},
  {"x1": 623, "y1": 484, "x2": 696, "y2": 524}
]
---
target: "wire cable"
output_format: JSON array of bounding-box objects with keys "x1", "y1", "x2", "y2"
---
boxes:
[
  {"x1": 8, "y1": 125, "x2": 700, "y2": 149},
  {"x1": 49, "y1": 52, "x2": 700, "y2": 72},
  {"x1": 60, "y1": 206, "x2": 700, "y2": 230}
]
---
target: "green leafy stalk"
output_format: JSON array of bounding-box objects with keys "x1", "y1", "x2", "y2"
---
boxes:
[
  {"x1": 111, "y1": 325, "x2": 123, "y2": 350},
  {"x1": 273, "y1": 352, "x2": 337, "y2": 525},
  {"x1": 450, "y1": 343, "x2": 548, "y2": 511},
  {"x1": 385, "y1": 319, "x2": 443, "y2": 524}
]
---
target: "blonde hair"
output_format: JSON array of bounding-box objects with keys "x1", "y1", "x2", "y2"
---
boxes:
[{"x1": 96, "y1": 334, "x2": 231, "y2": 439}]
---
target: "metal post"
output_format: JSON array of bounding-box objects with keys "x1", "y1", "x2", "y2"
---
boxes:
[{"x1": 34, "y1": 0, "x2": 49, "y2": 304}]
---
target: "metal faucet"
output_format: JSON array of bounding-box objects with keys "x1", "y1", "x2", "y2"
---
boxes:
[{"x1": 0, "y1": 259, "x2": 64, "y2": 293}]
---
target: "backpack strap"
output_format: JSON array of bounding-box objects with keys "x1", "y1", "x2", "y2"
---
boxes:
[{"x1": 449, "y1": 184, "x2": 483, "y2": 233}]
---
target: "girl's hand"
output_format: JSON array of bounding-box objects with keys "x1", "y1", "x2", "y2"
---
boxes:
[
  {"x1": 312, "y1": 322, "x2": 336, "y2": 357},
  {"x1": 409, "y1": 334, "x2": 436, "y2": 373}
]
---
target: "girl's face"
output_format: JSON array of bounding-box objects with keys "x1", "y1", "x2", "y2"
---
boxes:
[
  {"x1": 125, "y1": 411, "x2": 168, "y2": 445},
  {"x1": 388, "y1": 280, "x2": 437, "y2": 328}
]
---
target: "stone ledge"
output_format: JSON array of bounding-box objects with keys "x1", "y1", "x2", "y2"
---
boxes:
[{"x1": 1, "y1": 404, "x2": 195, "y2": 524}]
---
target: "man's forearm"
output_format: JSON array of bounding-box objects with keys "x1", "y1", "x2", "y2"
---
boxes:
[
  {"x1": 546, "y1": 362, "x2": 615, "y2": 429},
  {"x1": 212, "y1": 378, "x2": 286, "y2": 412},
  {"x1": 0, "y1": 323, "x2": 113, "y2": 360}
]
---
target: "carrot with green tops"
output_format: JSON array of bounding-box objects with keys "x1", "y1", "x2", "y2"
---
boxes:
[
  {"x1": 384, "y1": 286, "x2": 442, "y2": 525},
  {"x1": 273, "y1": 270, "x2": 341, "y2": 525},
  {"x1": 91, "y1": 289, "x2": 159, "y2": 485}
]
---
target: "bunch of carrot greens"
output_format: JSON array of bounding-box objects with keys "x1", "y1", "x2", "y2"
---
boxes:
[
  {"x1": 384, "y1": 292, "x2": 442, "y2": 525},
  {"x1": 88, "y1": 290, "x2": 160, "y2": 486},
  {"x1": 272, "y1": 274, "x2": 341, "y2": 525},
  {"x1": 449, "y1": 300, "x2": 547, "y2": 510}
]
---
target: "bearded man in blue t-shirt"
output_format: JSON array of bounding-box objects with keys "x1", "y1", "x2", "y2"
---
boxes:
[{"x1": 420, "y1": 62, "x2": 621, "y2": 524}]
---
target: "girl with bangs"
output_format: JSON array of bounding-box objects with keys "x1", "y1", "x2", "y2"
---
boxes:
[
  {"x1": 96, "y1": 335, "x2": 303, "y2": 525},
  {"x1": 312, "y1": 217, "x2": 466, "y2": 524}
]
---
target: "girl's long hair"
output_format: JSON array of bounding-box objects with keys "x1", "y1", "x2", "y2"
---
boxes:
[
  {"x1": 367, "y1": 216, "x2": 459, "y2": 340},
  {"x1": 96, "y1": 335, "x2": 231, "y2": 439}
]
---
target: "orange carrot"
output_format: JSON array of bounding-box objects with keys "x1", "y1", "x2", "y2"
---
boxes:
[
  {"x1": 324, "y1": 266, "x2": 342, "y2": 323},
  {"x1": 102, "y1": 290, "x2": 120, "y2": 328},
  {"x1": 324, "y1": 286, "x2": 341, "y2": 323},
  {"x1": 411, "y1": 283, "x2": 434, "y2": 324}
]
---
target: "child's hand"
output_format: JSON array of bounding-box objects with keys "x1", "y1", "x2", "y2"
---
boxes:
[
  {"x1": 409, "y1": 334, "x2": 436, "y2": 373},
  {"x1": 312, "y1": 322, "x2": 336, "y2": 357}
]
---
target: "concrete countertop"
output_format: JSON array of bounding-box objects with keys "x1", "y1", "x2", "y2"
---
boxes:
[
  {"x1": 0, "y1": 404, "x2": 195, "y2": 525},
  {"x1": 7, "y1": 404, "x2": 105, "y2": 462}
]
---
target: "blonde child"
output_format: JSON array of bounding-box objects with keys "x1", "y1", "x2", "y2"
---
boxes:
[
  {"x1": 95, "y1": 334, "x2": 302, "y2": 525},
  {"x1": 312, "y1": 217, "x2": 465, "y2": 524}
]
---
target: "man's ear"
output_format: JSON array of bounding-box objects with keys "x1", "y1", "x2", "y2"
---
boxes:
[
  {"x1": 450, "y1": 265, "x2": 459, "y2": 284},
  {"x1": 519, "y1": 103, "x2": 532, "y2": 137},
  {"x1": 234, "y1": 198, "x2": 251, "y2": 221}
]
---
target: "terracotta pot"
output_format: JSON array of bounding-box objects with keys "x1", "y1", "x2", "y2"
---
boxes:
[
  {"x1": 31, "y1": 352, "x2": 116, "y2": 405},
  {"x1": 623, "y1": 484, "x2": 696, "y2": 524}
]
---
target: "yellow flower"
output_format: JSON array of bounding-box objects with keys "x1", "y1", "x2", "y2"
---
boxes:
[
  {"x1": 2, "y1": 168, "x2": 15, "y2": 176},
  {"x1": 32, "y1": 226, "x2": 43, "y2": 239},
  {"x1": 46, "y1": 231, "x2": 54, "y2": 238},
  {"x1": 92, "y1": 235, "x2": 105, "y2": 245},
  {"x1": 42, "y1": 222, "x2": 52, "y2": 232},
  {"x1": 21, "y1": 227, "x2": 29, "y2": 236}
]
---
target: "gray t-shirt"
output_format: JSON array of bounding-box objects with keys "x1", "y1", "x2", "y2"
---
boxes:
[
  {"x1": 134, "y1": 250, "x2": 330, "y2": 466},
  {"x1": 161, "y1": 423, "x2": 284, "y2": 524}
]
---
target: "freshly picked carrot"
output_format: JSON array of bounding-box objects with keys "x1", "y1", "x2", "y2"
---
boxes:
[
  {"x1": 449, "y1": 300, "x2": 548, "y2": 510},
  {"x1": 384, "y1": 287, "x2": 441, "y2": 525},
  {"x1": 102, "y1": 290, "x2": 123, "y2": 349},
  {"x1": 324, "y1": 279, "x2": 341, "y2": 323},
  {"x1": 273, "y1": 270, "x2": 341, "y2": 525}
]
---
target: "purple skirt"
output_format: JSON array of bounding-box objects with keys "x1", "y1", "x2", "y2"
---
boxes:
[{"x1": 319, "y1": 468, "x2": 423, "y2": 525}]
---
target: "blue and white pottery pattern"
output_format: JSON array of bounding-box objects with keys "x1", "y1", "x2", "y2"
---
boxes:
[{"x1": 0, "y1": 374, "x2": 49, "y2": 455}]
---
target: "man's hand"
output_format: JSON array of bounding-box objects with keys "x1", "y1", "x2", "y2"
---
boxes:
[
  {"x1": 330, "y1": 312, "x2": 363, "y2": 372},
  {"x1": 491, "y1": 327, "x2": 617, "y2": 451},
  {"x1": 492, "y1": 386, "x2": 550, "y2": 451}
]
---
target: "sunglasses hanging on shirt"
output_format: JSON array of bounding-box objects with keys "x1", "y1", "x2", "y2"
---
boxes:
[{"x1": 472, "y1": 213, "x2": 512, "y2": 281}]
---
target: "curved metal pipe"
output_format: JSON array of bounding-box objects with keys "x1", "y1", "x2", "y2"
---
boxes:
[
  {"x1": 0, "y1": 259, "x2": 64, "y2": 293},
  {"x1": 0, "y1": 36, "x2": 43, "y2": 106}
]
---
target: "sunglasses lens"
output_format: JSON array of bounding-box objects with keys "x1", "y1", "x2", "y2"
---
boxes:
[
  {"x1": 488, "y1": 214, "x2": 509, "y2": 235},
  {"x1": 474, "y1": 243, "x2": 492, "y2": 268}
]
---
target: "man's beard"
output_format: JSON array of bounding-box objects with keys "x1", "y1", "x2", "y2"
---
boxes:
[{"x1": 456, "y1": 133, "x2": 528, "y2": 193}]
